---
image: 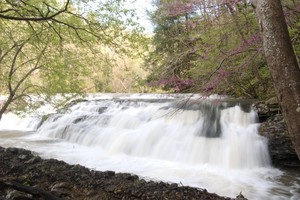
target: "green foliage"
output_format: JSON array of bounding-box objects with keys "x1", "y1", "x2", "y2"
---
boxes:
[
  {"x1": 284, "y1": 1, "x2": 300, "y2": 62},
  {"x1": 144, "y1": 0, "x2": 276, "y2": 99},
  {"x1": 0, "y1": 0, "x2": 147, "y2": 116}
]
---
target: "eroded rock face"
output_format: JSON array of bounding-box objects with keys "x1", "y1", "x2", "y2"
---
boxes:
[
  {"x1": 259, "y1": 114, "x2": 299, "y2": 167},
  {"x1": 254, "y1": 98, "x2": 280, "y2": 123},
  {"x1": 0, "y1": 146, "x2": 245, "y2": 200},
  {"x1": 254, "y1": 99, "x2": 299, "y2": 168}
]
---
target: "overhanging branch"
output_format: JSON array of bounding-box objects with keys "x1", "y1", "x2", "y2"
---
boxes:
[{"x1": 0, "y1": 0, "x2": 70, "y2": 22}]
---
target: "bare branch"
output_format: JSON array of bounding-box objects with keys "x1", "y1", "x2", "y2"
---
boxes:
[
  {"x1": 202, "y1": 48, "x2": 259, "y2": 87},
  {"x1": 8, "y1": 42, "x2": 26, "y2": 94},
  {"x1": 0, "y1": 43, "x2": 18, "y2": 64},
  {"x1": 11, "y1": 45, "x2": 47, "y2": 96}
]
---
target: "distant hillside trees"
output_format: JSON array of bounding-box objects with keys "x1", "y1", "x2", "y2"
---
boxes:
[
  {"x1": 0, "y1": 0, "x2": 146, "y2": 120},
  {"x1": 145, "y1": 0, "x2": 299, "y2": 99}
]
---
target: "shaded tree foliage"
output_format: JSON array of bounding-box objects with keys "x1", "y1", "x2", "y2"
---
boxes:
[
  {"x1": 145, "y1": 0, "x2": 299, "y2": 98},
  {"x1": 145, "y1": 0, "x2": 202, "y2": 92}
]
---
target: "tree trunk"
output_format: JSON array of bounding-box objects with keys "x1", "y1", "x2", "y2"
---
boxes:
[
  {"x1": 256, "y1": 0, "x2": 300, "y2": 159},
  {"x1": 0, "y1": 96, "x2": 13, "y2": 121}
]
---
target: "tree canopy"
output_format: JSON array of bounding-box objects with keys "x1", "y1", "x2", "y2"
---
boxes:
[
  {"x1": 144, "y1": 0, "x2": 299, "y2": 99},
  {"x1": 0, "y1": 0, "x2": 147, "y2": 119}
]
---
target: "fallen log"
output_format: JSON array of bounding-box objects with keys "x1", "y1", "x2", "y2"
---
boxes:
[{"x1": 0, "y1": 179, "x2": 61, "y2": 200}]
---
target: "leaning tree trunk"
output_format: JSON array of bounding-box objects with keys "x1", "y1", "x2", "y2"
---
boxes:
[
  {"x1": 0, "y1": 98, "x2": 11, "y2": 121},
  {"x1": 256, "y1": 0, "x2": 300, "y2": 159}
]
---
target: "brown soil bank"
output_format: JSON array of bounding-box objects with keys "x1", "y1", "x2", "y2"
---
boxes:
[{"x1": 0, "y1": 146, "x2": 246, "y2": 200}]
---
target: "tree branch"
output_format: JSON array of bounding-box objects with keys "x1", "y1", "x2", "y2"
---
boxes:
[
  {"x1": 202, "y1": 48, "x2": 259, "y2": 87},
  {"x1": 0, "y1": 0, "x2": 70, "y2": 21}
]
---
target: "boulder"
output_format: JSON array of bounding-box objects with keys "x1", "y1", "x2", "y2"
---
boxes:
[{"x1": 253, "y1": 97, "x2": 280, "y2": 123}]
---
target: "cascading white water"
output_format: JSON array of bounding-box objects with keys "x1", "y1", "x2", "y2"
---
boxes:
[
  {"x1": 0, "y1": 112, "x2": 40, "y2": 131},
  {"x1": 0, "y1": 94, "x2": 299, "y2": 200},
  {"x1": 37, "y1": 98, "x2": 270, "y2": 169}
]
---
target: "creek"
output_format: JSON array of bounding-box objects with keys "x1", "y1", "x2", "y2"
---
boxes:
[{"x1": 0, "y1": 93, "x2": 299, "y2": 199}]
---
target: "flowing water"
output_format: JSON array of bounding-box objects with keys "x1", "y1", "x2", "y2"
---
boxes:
[{"x1": 0, "y1": 93, "x2": 299, "y2": 199}]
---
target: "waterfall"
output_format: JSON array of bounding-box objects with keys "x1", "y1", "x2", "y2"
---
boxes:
[
  {"x1": 0, "y1": 112, "x2": 40, "y2": 131},
  {"x1": 1, "y1": 94, "x2": 299, "y2": 200},
  {"x1": 36, "y1": 95, "x2": 270, "y2": 169}
]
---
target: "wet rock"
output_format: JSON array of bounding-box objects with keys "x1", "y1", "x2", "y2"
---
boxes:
[
  {"x1": 254, "y1": 98, "x2": 299, "y2": 168},
  {"x1": 18, "y1": 154, "x2": 27, "y2": 160},
  {"x1": 97, "y1": 107, "x2": 107, "y2": 114},
  {"x1": 66, "y1": 99, "x2": 88, "y2": 109},
  {"x1": 73, "y1": 116, "x2": 88, "y2": 124},
  {"x1": 5, "y1": 189, "x2": 33, "y2": 200},
  {"x1": 259, "y1": 114, "x2": 299, "y2": 168},
  {"x1": 235, "y1": 192, "x2": 247, "y2": 200},
  {"x1": 0, "y1": 146, "x2": 242, "y2": 200},
  {"x1": 6, "y1": 147, "x2": 22, "y2": 154},
  {"x1": 253, "y1": 98, "x2": 280, "y2": 123},
  {"x1": 24, "y1": 157, "x2": 41, "y2": 164},
  {"x1": 103, "y1": 170, "x2": 115, "y2": 178},
  {"x1": 50, "y1": 182, "x2": 72, "y2": 197}
]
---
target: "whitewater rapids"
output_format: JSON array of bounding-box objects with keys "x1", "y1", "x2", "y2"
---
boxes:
[{"x1": 0, "y1": 93, "x2": 299, "y2": 199}]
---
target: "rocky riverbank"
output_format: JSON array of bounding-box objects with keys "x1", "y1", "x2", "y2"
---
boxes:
[
  {"x1": 1, "y1": 98, "x2": 299, "y2": 200},
  {"x1": 0, "y1": 146, "x2": 246, "y2": 200}
]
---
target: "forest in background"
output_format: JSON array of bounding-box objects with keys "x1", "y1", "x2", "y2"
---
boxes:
[
  {"x1": 0, "y1": 0, "x2": 150, "y2": 114},
  {"x1": 144, "y1": 0, "x2": 299, "y2": 99},
  {"x1": 0, "y1": 0, "x2": 299, "y2": 111}
]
